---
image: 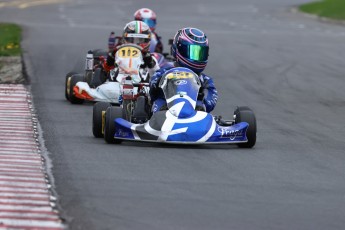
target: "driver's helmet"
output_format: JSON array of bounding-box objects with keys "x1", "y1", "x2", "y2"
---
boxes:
[
  {"x1": 171, "y1": 28, "x2": 209, "y2": 74},
  {"x1": 134, "y1": 8, "x2": 157, "y2": 32},
  {"x1": 122, "y1": 21, "x2": 151, "y2": 51}
]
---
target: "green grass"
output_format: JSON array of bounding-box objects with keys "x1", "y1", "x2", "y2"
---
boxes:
[
  {"x1": 299, "y1": 0, "x2": 345, "y2": 20},
  {"x1": 0, "y1": 23, "x2": 22, "y2": 56}
]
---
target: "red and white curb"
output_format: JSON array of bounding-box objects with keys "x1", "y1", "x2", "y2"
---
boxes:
[{"x1": 0, "y1": 84, "x2": 64, "y2": 229}]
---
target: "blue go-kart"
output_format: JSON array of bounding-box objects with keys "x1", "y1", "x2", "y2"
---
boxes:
[{"x1": 103, "y1": 67, "x2": 256, "y2": 148}]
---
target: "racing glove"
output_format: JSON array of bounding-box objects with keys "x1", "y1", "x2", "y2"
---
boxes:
[
  {"x1": 103, "y1": 52, "x2": 115, "y2": 72},
  {"x1": 143, "y1": 52, "x2": 156, "y2": 69}
]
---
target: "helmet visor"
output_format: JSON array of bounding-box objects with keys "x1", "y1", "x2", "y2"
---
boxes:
[
  {"x1": 124, "y1": 33, "x2": 150, "y2": 45},
  {"x1": 142, "y1": 18, "x2": 156, "y2": 30},
  {"x1": 124, "y1": 37, "x2": 150, "y2": 45},
  {"x1": 178, "y1": 44, "x2": 209, "y2": 62}
]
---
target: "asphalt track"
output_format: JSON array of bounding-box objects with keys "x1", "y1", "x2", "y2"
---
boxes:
[{"x1": 1, "y1": 0, "x2": 345, "y2": 229}]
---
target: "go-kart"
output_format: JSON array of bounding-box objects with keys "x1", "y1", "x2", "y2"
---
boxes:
[
  {"x1": 102, "y1": 67, "x2": 257, "y2": 148},
  {"x1": 64, "y1": 48, "x2": 108, "y2": 102},
  {"x1": 64, "y1": 44, "x2": 168, "y2": 104}
]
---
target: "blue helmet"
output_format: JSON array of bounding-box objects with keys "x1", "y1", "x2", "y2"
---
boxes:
[{"x1": 171, "y1": 28, "x2": 209, "y2": 74}]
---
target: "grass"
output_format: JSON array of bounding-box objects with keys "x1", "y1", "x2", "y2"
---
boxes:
[
  {"x1": 0, "y1": 23, "x2": 22, "y2": 56},
  {"x1": 299, "y1": 0, "x2": 345, "y2": 20}
]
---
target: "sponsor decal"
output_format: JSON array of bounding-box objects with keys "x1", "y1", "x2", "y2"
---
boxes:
[
  {"x1": 152, "y1": 104, "x2": 158, "y2": 112},
  {"x1": 117, "y1": 128, "x2": 130, "y2": 137},
  {"x1": 218, "y1": 127, "x2": 243, "y2": 140},
  {"x1": 174, "y1": 80, "x2": 187, "y2": 85},
  {"x1": 166, "y1": 71, "x2": 193, "y2": 79}
]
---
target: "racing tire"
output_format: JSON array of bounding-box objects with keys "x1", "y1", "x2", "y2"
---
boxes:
[
  {"x1": 84, "y1": 70, "x2": 93, "y2": 85},
  {"x1": 104, "y1": 106, "x2": 123, "y2": 144},
  {"x1": 234, "y1": 106, "x2": 257, "y2": 148},
  {"x1": 69, "y1": 74, "x2": 85, "y2": 104},
  {"x1": 92, "y1": 49, "x2": 108, "y2": 59},
  {"x1": 90, "y1": 68, "x2": 106, "y2": 88},
  {"x1": 92, "y1": 102, "x2": 111, "y2": 138},
  {"x1": 65, "y1": 71, "x2": 77, "y2": 101},
  {"x1": 122, "y1": 99, "x2": 133, "y2": 122},
  {"x1": 132, "y1": 96, "x2": 149, "y2": 123}
]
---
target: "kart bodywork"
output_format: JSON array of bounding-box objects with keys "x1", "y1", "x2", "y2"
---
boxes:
[
  {"x1": 72, "y1": 44, "x2": 147, "y2": 104},
  {"x1": 104, "y1": 67, "x2": 257, "y2": 147}
]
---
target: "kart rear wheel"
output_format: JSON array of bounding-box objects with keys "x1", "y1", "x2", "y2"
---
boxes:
[
  {"x1": 90, "y1": 68, "x2": 106, "y2": 88},
  {"x1": 93, "y1": 102, "x2": 111, "y2": 138},
  {"x1": 104, "y1": 106, "x2": 123, "y2": 144},
  {"x1": 92, "y1": 49, "x2": 108, "y2": 59},
  {"x1": 65, "y1": 71, "x2": 77, "y2": 101},
  {"x1": 84, "y1": 70, "x2": 93, "y2": 85},
  {"x1": 234, "y1": 106, "x2": 257, "y2": 148},
  {"x1": 122, "y1": 99, "x2": 133, "y2": 122},
  {"x1": 69, "y1": 74, "x2": 85, "y2": 104}
]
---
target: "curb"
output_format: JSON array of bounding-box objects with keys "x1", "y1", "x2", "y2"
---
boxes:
[{"x1": 0, "y1": 84, "x2": 65, "y2": 229}]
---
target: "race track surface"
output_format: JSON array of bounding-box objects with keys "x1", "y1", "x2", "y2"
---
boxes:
[{"x1": 1, "y1": 0, "x2": 345, "y2": 229}]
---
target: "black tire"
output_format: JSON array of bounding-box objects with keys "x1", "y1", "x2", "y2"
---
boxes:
[
  {"x1": 132, "y1": 96, "x2": 149, "y2": 123},
  {"x1": 90, "y1": 68, "x2": 106, "y2": 88},
  {"x1": 65, "y1": 71, "x2": 78, "y2": 100},
  {"x1": 84, "y1": 70, "x2": 93, "y2": 85},
  {"x1": 234, "y1": 106, "x2": 257, "y2": 148},
  {"x1": 92, "y1": 102, "x2": 111, "y2": 138},
  {"x1": 92, "y1": 49, "x2": 108, "y2": 59},
  {"x1": 104, "y1": 107, "x2": 123, "y2": 144},
  {"x1": 122, "y1": 99, "x2": 133, "y2": 122},
  {"x1": 69, "y1": 74, "x2": 85, "y2": 104}
]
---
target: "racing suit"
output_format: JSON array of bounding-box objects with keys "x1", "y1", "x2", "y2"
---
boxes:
[
  {"x1": 149, "y1": 66, "x2": 218, "y2": 113},
  {"x1": 103, "y1": 46, "x2": 160, "y2": 82},
  {"x1": 150, "y1": 31, "x2": 163, "y2": 53}
]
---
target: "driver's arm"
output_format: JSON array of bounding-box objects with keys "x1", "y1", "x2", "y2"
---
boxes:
[{"x1": 200, "y1": 74, "x2": 218, "y2": 113}]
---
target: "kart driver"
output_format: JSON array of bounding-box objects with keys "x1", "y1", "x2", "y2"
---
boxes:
[
  {"x1": 134, "y1": 8, "x2": 163, "y2": 53},
  {"x1": 103, "y1": 20, "x2": 160, "y2": 82},
  {"x1": 149, "y1": 27, "x2": 218, "y2": 113}
]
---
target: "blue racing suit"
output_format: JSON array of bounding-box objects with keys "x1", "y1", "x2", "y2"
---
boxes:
[{"x1": 149, "y1": 67, "x2": 218, "y2": 113}]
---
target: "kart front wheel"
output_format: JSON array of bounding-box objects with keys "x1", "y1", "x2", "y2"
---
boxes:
[
  {"x1": 93, "y1": 102, "x2": 111, "y2": 138},
  {"x1": 65, "y1": 71, "x2": 77, "y2": 101},
  {"x1": 104, "y1": 106, "x2": 123, "y2": 144},
  {"x1": 234, "y1": 106, "x2": 257, "y2": 148},
  {"x1": 69, "y1": 74, "x2": 85, "y2": 104}
]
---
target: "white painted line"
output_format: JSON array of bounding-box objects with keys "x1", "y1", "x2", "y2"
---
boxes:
[
  {"x1": 0, "y1": 176, "x2": 45, "y2": 182},
  {"x1": 0, "y1": 162, "x2": 43, "y2": 171},
  {"x1": 0, "y1": 160, "x2": 42, "y2": 167},
  {"x1": 0, "y1": 124, "x2": 33, "y2": 127},
  {"x1": 1, "y1": 114, "x2": 31, "y2": 120},
  {"x1": 0, "y1": 188, "x2": 48, "y2": 193},
  {"x1": 0, "y1": 98, "x2": 29, "y2": 102},
  {"x1": 0, "y1": 154, "x2": 41, "y2": 159},
  {"x1": 0, "y1": 212, "x2": 57, "y2": 218},
  {"x1": 0, "y1": 205, "x2": 53, "y2": 211},
  {"x1": 0, "y1": 135, "x2": 36, "y2": 140},
  {"x1": 0, "y1": 167, "x2": 42, "y2": 172},
  {"x1": 0, "y1": 171, "x2": 44, "y2": 177},
  {"x1": 0, "y1": 216, "x2": 60, "y2": 224},
  {"x1": 0, "y1": 143, "x2": 38, "y2": 149},
  {"x1": 0, "y1": 147, "x2": 38, "y2": 151},
  {"x1": 0, "y1": 163, "x2": 42, "y2": 170},
  {"x1": 0, "y1": 218, "x2": 63, "y2": 228},
  {"x1": 0, "y1": 152, "x2": 39, "y2": 157},
  {"x1": 0, "y1": 154, "x2": 39, "y2": 159},
  {"x1": 0, "y1": 141, "x2": 37, "y2": 146},
  {"x1": 0, "y1": 118, "x2": 32, "y2": 122},
  {"x1": 0, "y1": 181, "x2": 47, "y2": 189},
  {"x1": 0, "y1": 199, "x2": 50, "y2": 205},
  {"x1": 0, "y1": 117, "x2": 33, "y2": 121},
  {"x1": 0, "y1": 193, "x2": 49, "y2": 199}
]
